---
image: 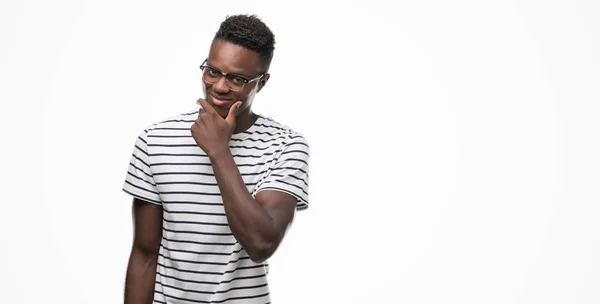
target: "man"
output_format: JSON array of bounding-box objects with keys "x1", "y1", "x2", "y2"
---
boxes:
[{"x1": 122, "y1": 14, "x2": 310, "y2": 303}]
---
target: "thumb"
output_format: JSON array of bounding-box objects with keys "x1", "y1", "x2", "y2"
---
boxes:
[{"x1": 225, "y1": 101, "x2": 242, "y2": 126}]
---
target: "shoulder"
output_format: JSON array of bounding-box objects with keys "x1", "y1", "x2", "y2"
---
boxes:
[
  {"x1": 256, "y1": 115, "x2": 309, "y2": 149},
  {"x1": 140, "y1": 108, "x2": 199, "y2": 135}
]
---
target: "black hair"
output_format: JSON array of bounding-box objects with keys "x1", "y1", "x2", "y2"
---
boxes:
[{"x1": 213, "y1": 14, "x2": 275, "y2": 72}]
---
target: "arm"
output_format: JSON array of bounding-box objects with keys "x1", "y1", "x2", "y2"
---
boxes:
[
  {"x1": 124, "y1": 198, "x2": 163, "y2": 304},
  {"x1": 190, "y1": 99, "x2": 307, "y2": 263},
  {"x1": 209, "y1": 149, "x2": 297, "y2": 263}
]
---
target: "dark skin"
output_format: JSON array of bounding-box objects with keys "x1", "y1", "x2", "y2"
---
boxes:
[
  {"x1": 201, "y1": 38, "x2": 269, "y2": 129},
  {"x1": 192, "y1": 39, "x2": 297, "y2": 263},
  {"x1": 124, "y1": 198, "x2": 162, "y2": 304},
  {"x1": 124, "y1": 39, "x2": 296, "y2": 303}
]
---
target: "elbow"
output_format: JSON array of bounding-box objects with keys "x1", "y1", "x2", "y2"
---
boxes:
[
  {"x1": 132, "y1": 242, "x2": 160, "y2": 263},
  {"x1": 246, "y1": 240, "x2": 277, "y2": 264}
]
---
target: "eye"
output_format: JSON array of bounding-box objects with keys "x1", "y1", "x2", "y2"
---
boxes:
[
  {"x1": 207, "y1": 68, "x2": 220, "y2": 76},
  {"x1": 231, "y1": 76, "x2": 246, "y2": 85}
]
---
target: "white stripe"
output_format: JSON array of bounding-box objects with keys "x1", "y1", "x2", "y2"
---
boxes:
[{"x1": 122, "y1": 109, "x2": 309, "y2": 303}]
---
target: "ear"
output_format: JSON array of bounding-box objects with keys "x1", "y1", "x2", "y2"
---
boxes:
[{"x1": 257, "y1": 73, "x2": 270, "y2": 93}]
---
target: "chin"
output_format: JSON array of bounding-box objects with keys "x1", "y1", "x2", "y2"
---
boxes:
[{"x1": 214, "y1": 106, "x2": 230, "y2": 118}]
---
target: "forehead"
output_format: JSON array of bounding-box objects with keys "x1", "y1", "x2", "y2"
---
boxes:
[{"x1": 207, "y1": 39, "x2": 262, "y2": 74}]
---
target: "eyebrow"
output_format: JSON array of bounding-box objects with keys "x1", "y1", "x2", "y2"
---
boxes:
[{"x1": 206, "y1": 62, "x2": 253, "y2": 79}]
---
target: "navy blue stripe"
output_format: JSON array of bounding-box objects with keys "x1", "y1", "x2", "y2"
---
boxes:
[
  {"x1": 153, "y1": 170, "x2": 265, "y2": 177},
  {"x1": 255, "y1": 123, "x2": 286, "y2": 131},
  {"x1": 229, "y1": 143, "x2": 278, "y2": 151},
  {"x1": 230, "y1": 135, "x2": 287, "y2": 143},
  {"x1": 159, "y1": 252, "x2": 249, "y2": 266},
  {"x1": 163, "y1": 227, "x2": 231, "y2": 237},
  {"x1": 271, "y1": 173, "x2": 308, "y2": 186},
  {"x1": 163, "y1": 226, "x2": 232, "y2": 236},
  {"x1": 161, "y1": 190, "x2": 222, "y2": 196},
  {"x1": 164, "y1": 210, "x2": 226, "y2": 217},
  {"x1": 233, "y1": 151, "x2": 280, "y2": 158},
  {"x1": 154, "y1": 171, "x2": 214, "y2": 176},
  {"x1": 163, "y1": 216, "x2": 227, "y2": 225},
  {"x1": 132, "y1": 154, "x2": 150, "y2": 168},
  {"x1": 251, "y1": 130, "x2": 279, "y2": 136},
  {"x1": 157, "y1": 262, "x2": 263, "y2": 276},
  {"x1": 272, "y1": 166, "x2": 308, "y2": 175},
  {"x1": 151, "y1": 160, "x2": 273, "y2": 167},
  {"x1": 278, "y1": 157, "x2": 308, "y2": 166},
  {"x1": 148, "y1": 134, "x2": 192, "y2": 138},
  {"x1": 214, "y1": 292, "x2": 270, "y2": 304},
  {"x1": 153, "y1": 127, "x2": 191, "y2": 131},
  {"x1": 149, "y1": 153, "x2": 203, "y2": 157},
  {"x1": 153, "y1": 111, "x2": 198, "y2": 126},
  {"x1": 134, "y1": 144, "x2": 148, "y2": 156},
  {"x1": 138, "y1": 135, "x2": 147, "y2": 145},
  {"x1": 155, "y1": 271, "x2": 266, "y2": 286},
  {"x1": 162, "y1": 236, "x2": 235, "y2": 245},
  {"x1": 148, "y1": 143, "x2": 199, "y2": 147},
  {"x1": 158, "y1": 279, "x2": 266, "y2": 296},
  {"x1": 148, "y1": 150, "x2": 282, "y2": 158},
  {"x1": 286, "y1": 141, "x2": 309, "y2": 148},
  {"x1": 128, "y1": 163, "x2": 153, "y2": 179},
  {"x1": 165, "y1": 234, "x2": 238, "y2": 246},
  {"x1": 162, "y1": 200, "x2": 222, "y2": 206},
  {"x1": 127, "y1": 171, "x2": 157, "y2": 187},
  {"x1": 156, "y1": 181, "x2": 257, "y2": 186},
  {"x1": 124, "y1": 180, "x2": 159, "y2": 195},
  {"x1": 159, "y1": 119, "x2": 195, "y2": 123},
  {"x1": 122, "y1": 188, "x2": 162, "y2": 205},
  {"x1": 161, "y1": 244, "x2": 243, "y2": 256},
  {"x1": 148, "y1": 143, "x2": 278, "y2": 151},
  {"x1": 282, "y1": 149, "x2": 309, "y2": 157}
]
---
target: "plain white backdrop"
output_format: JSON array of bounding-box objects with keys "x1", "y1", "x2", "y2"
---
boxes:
[{"x1": 1, "y1": 0, "x2": 599, "y2": 303}]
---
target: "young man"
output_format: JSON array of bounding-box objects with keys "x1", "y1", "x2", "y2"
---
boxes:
[{"x1": 122, "y1": 14, "x2": 310, "y2": 304}]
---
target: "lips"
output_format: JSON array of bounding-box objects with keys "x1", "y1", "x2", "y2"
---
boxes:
[{"x1": 209, "y1": 94, "x2": 231, "y2": 107}]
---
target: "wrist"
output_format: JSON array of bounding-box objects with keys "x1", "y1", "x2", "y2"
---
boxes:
[{"x1": 207, "y1": 145, "x2": 232, "y2": 160}]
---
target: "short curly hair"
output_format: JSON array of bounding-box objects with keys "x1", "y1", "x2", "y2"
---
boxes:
[{"x1": 213, "y1": 14, "x2": 276, "y2": 72}]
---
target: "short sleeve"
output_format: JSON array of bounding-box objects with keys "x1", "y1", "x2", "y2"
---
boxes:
[
  {"x1": 122, "y1": 129, "x2": 162, "y2": 205},
  {"x1": 254, "y1": 133, "x2": 310, "y2": 211}
]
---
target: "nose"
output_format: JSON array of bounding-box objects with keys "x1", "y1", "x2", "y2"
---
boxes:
[{"x1": 213, "y1": 76, "x2": 230, "y2": 94}]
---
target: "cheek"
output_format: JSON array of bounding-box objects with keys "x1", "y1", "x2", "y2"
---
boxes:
[
  {"x1": 246, "y1": 86, "x2": 259, "y2": 102},
  {"x1": 235, "y1": 88, "x2": 256, "y2": 104},
  {"x1": 238, "y1": 91, "x2": 256, "y2": 112}
]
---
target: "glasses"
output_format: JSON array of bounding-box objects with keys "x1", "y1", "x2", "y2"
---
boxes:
[{"x1": 199, "y1": 59, "x2": 264, "y2": 92}]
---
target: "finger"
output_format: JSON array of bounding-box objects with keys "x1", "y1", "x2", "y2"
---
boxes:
[
  {"x1": 196, "y1": 98, "x2": 214, "y2": 114},
  {"x1": 225, "y1": 101, "x2": 242, "y2": 126}
]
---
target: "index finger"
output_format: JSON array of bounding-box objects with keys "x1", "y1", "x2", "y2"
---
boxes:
[{"x1": 196, "y1": 98, "x2": 214, "y2": 114}]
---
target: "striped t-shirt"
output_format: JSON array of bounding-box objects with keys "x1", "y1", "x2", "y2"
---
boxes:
[{"x1": 122, "y1": 108, "x2": 310, "y2": 303}]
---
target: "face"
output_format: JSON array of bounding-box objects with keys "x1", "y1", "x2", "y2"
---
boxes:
[{"x1": 202, "y1": 39, "x2": 270, "y2": 118}]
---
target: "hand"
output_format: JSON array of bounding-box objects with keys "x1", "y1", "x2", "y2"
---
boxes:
[{"x1": 191, "y1": 98, "x2": 242, "y2": 157}]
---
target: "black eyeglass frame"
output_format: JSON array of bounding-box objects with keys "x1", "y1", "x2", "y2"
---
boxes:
[{"x1": 199, "y1": 59, "x2": 265, "y2": 91}]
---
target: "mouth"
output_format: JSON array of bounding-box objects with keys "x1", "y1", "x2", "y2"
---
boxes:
[{"x1": 209, "y1": 94, "x2": 232, "y2": 107}]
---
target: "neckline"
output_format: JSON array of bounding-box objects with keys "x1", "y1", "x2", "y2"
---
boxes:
[{"x1": 231, "y1": 114, "x2": 264, "y2": 140}]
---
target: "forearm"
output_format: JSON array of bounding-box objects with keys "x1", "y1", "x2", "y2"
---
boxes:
[
  {"x1": 124, "y1": 248, "x2": 158, "y2": 304},
  {"x1": 209, "y1": 150, "x2": 280, "y2": 261}
]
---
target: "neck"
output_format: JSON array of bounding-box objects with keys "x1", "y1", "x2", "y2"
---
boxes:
[{"x1": 233, "y1": 108, "x2": 258, "y2": 134}]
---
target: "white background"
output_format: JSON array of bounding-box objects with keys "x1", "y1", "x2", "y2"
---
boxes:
[{"x1": 1, "y1": 0, "x2": 599, "y2": 303}]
